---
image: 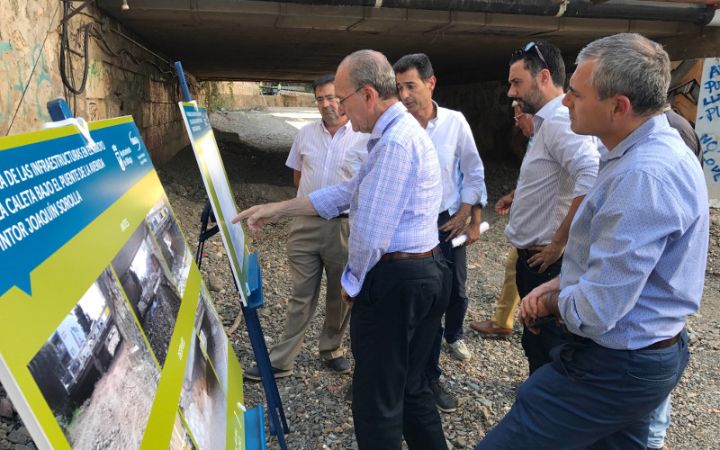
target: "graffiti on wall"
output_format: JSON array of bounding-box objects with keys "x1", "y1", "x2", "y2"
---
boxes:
[
  {"x1": 1, "y1": 40, "x2": 54, "y2": 134},
  {"x1": 696, "y1": 58, "x2": 720, "y2": 206}
]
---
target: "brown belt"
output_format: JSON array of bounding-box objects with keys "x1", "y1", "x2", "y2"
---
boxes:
[
  {"x1": 642, "y1": 333, "x2": 680, "y2": 350},
  {"x1": 572, "y1": 332, "x2": 681, "y2": 350},
  {"x1": 380, "y1": 245, "x2": 440, "y2": 262}
]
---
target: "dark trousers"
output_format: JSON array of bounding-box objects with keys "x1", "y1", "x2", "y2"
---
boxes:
[
  {"x1": 515, "y1": 252, "x2": 571, "y2": 374},
  {"x1": 425, "y1": 211, "x2": 469, "y2": 381},
  {"x1": 475, "y1": 331, "x2": 689, "y2": 450},
  {"x1": 351, "y1": 253, "x2": 451, "y2": 450}
]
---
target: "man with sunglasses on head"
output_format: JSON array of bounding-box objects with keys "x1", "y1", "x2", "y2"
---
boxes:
[
  {"x1": 234, "y1": 50, "x2": 451, "y2": 449},
  {"x1": 243, "y1": 74, "x2": 368, "y2": 381},
  {"x1": 393, "y1": 53, "x2": 487, "y2": 414},
  {"x1": 477, "y1": 32, "x2": 708, "y2": 450},
  {"x1": 498, "y1": 40, "x2": 600, "y2": 375}
]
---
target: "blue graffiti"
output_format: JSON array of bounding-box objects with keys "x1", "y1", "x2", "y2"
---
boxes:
[
  {"x1": 710, "y1": 64, "x2": 720, "y2": 79},
  {"x1": 700, "y1": 134, "x2": 720, "y2": 183}
]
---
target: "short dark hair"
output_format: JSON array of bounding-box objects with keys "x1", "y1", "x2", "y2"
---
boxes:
[
  {"x1": 393, "y1": 53, "x2": 434, "y2": 80},
  {"x1": 509, "y1": 41, "x2": 565, "y2": 88},
  {"x1": 312, "y1": 73, "x2": 335, "y2": 94}
]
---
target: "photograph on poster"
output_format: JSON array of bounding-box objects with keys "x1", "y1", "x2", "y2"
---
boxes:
[
  {"x1": 169, "y1": 412, "x2": 197, "y2": 450},
  {"x1": 27, "y1": 268, "x2": 160, "y2": 450},
  {"x1": 179, "y1": 325, "x2": 227, "y2": 450},
  {"x1": 145, "y1": 197, "x2": 192, "y2": 297},
  {"x1": 112, "y1": 222, "x2": 183, "y2": 367},
  {"x1": 194, "y1": 285, "x2": 229, "y2": 391}
]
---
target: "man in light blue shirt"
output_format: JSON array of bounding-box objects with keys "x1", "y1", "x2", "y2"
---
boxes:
[
  {"x1": 235, "y1": 50, "x2": 451, "y2": 449},
  {"x1": 477, "y1": 33, "x2": 709, "y2": 450},
  {"x1": 394, "y1": 53, "x2": 487, "y2": 413}
]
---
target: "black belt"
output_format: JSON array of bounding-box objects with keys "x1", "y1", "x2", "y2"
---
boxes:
[
  {"x1": 337, "y1": 213, "x2": 349, "y2": 219},
  {"x1": 380, "y1": 246, "x2": 440, "y2": 262},
  {"x1": 517, "y1": 248, "x2": 541, "y2": 260}
]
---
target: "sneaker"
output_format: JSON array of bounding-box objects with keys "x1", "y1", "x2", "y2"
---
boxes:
[
  {"x1": 243, "y1": 365, "x2": 292, "y2": 381},
  {"x1": 430, "y1": 379, "x2": 459, "y2": 413},
  {"x1": 324, "y1": 356, "x2": 351, "y2": 374},
  {"x1": 446, "y1": 339, "x2": 471, "y2": 361}
]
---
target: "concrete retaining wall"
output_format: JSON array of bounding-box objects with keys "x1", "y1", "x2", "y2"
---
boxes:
[{"x1": 0, "y1": 0, "x2": 200, "y2": 163}]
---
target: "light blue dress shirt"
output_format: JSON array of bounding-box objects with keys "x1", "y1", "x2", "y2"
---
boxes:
[
  {"x1": 309, "y1": 102, "x2": 442, "y2": 297},
  {"x1": 558, "y1": 114, "x2": 709, "y2": 350}
]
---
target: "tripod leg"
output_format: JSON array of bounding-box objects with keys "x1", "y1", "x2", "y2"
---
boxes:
[{"x1": 243, "y1": 305, "x2": 290, "y2": 450}]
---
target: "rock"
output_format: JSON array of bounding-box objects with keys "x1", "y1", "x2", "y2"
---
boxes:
[
  {"x1": 8, "y1": 427, "x2": 30, "y2": 444},
  {"x1": 0, "y1": 398, "x2": 13, "y2": 418}
]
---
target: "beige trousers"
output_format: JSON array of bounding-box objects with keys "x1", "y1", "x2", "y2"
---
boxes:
[
  {"x1": 269, "y1": 216, "x2": 351, "y2": 370},
  {"x1": 491, "y1": 247, "x2": 521, "y2": 330}
]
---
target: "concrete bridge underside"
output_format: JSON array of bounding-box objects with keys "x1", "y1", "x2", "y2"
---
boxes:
[{"x1": 98, "y1": 0, "x2": 720, "y2": 83}]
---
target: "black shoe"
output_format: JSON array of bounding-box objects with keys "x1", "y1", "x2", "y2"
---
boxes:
[
  {"x1": 243, "y1": 365, "x2": 292, "y2": 381},
  {"x1": 325, "y1": 356, "x2": 351, "y2": 374},
  {"x1": 430, "y1": 379, "x2": 459, "y2": 413}
]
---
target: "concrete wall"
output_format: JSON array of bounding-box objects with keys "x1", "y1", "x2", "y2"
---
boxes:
[
  {"x1": 205, "y1": 82, "x2": 315, "y2": 110},
  {"x1": 436, "y1": 81, "x2": 523, "y2": 162},
  {"x1": 0, "y1": 0, "x2": 201, "y2": 163}
]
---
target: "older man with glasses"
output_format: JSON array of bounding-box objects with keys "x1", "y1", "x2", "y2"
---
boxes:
[
  {"x1": 243, "y1": 73, "x2": 368, "y2": 381},
  {"x1": 235, "y1": 50, "x2": 451, "y2": 449},
  {"x1": 496, "y1": 40, "x2": 600, "y2": 375}
]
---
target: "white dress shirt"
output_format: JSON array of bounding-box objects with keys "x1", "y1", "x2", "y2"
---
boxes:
[
  {"x1": 505, "y1": 94, "x2": 600, "y2": 248},
  {"x1": 286, "y1": 119, "x2": 368, "y2": 197},
  {"x1": 426, "y1": 105, "x2": 487, "y2": 214}
]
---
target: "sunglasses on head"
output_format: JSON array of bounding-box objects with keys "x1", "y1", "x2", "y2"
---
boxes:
[{"x1": 512, "y1": 42, "x2": 549, "y2": 70}]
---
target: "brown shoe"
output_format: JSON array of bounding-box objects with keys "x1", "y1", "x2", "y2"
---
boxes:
[{"x1": 469, "y1": 320, "x2": 512, "y2": 336}]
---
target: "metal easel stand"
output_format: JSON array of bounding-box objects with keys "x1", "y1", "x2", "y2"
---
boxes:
[{"x1": 194, "y1": 200, "x2": 289, "y2": 450}]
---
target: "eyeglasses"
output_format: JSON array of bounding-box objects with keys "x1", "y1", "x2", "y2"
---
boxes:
[
  {"x1": 315, "y1": 94, "x2": 337, "y2": 103},
  {"x1": 513, "y1": 41, "x2": 549, "y2": 70},
  {"x1": 338, "y1": 86, "x2": 364, "y2": 105}
]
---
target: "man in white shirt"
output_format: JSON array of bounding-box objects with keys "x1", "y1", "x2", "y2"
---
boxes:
[
  {"x1": 394, "y1": 53, "x2": 487, "y2": 413},
  {"x1": 498, "y1": 41, "x2": 600, "y2": 374},
  {"x1": 244, "y1": 74, "x2": 368, "y2": 380}
]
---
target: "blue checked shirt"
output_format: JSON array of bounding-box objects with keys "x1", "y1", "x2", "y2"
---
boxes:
[
  {"x1": 309, "y1": 102, "x2": 442, "y2": 297},
  {"x1": 558, "y1": 114, "x2": 709, "y2": 350}
]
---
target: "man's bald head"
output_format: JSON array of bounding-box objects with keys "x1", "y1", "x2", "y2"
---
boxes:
[{"x1": 339, "y1": 50, "x2": 398, "y2": 100}]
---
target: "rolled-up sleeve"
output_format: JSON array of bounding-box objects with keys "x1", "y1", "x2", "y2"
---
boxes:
[
  {"x1": 548, "y1": 120, "x2": 599, "y2": 198},
  {"x1": 457, "y1": 116, "x2": 487, "y2": 207},
  {"x1": 309, "y1": 177, "x2": 357, "y2": 219}
]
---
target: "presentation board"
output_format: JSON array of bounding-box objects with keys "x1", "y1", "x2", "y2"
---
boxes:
[
  {"x1": 178, "y1": 102, "x2": 249, "y2": 303},
  {"x1": 0, "y1": 117, "x2": 247, "y2": 450}
]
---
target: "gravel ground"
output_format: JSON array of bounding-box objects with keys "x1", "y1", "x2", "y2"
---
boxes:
[{"x1": 1, "y1": 108, "x2": 719, "y2": 449}]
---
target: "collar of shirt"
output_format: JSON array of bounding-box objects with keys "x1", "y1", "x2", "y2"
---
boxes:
[
  {"x1": 368, "y1": 101, "x2": 405, "y2": 150},
  {"x1": 533, "y1": 94, "x2": 564, "y2": 132},
  {"x1": 320, "y1": 118, "x2": 352, "y2": 137},
  {"x1": 426, "y1": 100, "x2": 443, "y2": 131},
  {"x1": 600, "y1": 113, "x2": 667, "y2": 163}
]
